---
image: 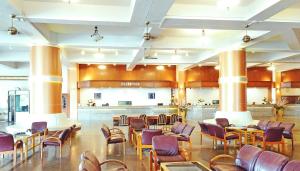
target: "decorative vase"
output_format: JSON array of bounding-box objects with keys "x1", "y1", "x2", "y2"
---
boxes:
[{"x1": 276, "y1": 108, "x2": 284, "y2": 120}]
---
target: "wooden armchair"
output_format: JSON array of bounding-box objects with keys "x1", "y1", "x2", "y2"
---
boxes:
[
  {"x1": 136, "y1": 129, "x2": 162, "y2": 160},
  {"x1": 149, "y1": 135, "x2": 189, "y2": 171},
  {"x1": 40, "y1": 128, "x2": 71, "y2": 159},
  {"x1": 252, "y1": 127, "x2": 285, "y2": 152},
  {"x1": 101, "y1": 126, "x2": 126, "y2": 155},
  {"x1": 0, "y1": 132, "x2": 23, "y2": 166}
]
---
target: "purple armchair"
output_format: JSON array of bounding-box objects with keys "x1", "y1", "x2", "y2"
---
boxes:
[
  {"x1": 101, "y1": 126, "x2": 126, "y2": 155},
  {"x1": 149, "y1": 135, "x2": 189, "y2": 171},
  {"x1": 0, "y1": 132, "x2": 23, "y2": 165},
  {"x1": 137, "y1": 129, "x2": 162, "y2": 160},
  {"x1": 175, "y1": 124, "x2": 195, "y2": 149},
  {"x1": 31, "y1": 121, "x2": 47, "y2": 134},
  {"x1": 248, "y1": 120, "x2": 270, "y2": 131},
  {"x1": 254, "y1": 151, "x2": 289, "y2": 171},
  {"x1": 41, "y1": 128, "x2": 71, "y2": 159},
  {"x1": 198, "y1": 122, "x2": 210, "y2": 145},
  {"x1": 128, "y1": 118, "x2": 148, "y2": 144},
  {"x1": 210, "y1": 145, "x2": 263, "y2": 171},
  {"x1": 282, "y1": 160, "x2": 300, "y2": 171},
  {"x1": 279, "y1": 122, "x2": 295, "y2": 149},
  {"x1": 207, "y1": 124, "x2": 241, "y2": 152},
  {"x1": 253, "y1": 127, "x2": 284, "y2": 152},
  {"x1": 79, "y1": 151, "x2": 128, "y2": 171}
]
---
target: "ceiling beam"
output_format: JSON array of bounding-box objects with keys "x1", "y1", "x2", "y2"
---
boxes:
[
  {"x1": 281, "y1": 28, "x2": 300, "y2": 50},
  {"x1": 248, "y1": 0, "x2": 299, "y2": 21}
]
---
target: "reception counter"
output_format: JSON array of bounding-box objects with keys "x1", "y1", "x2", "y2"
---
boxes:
[
  {"x1": 187, "y1": 104, "x2": 274, "y2": 122},
  {"x1": 78, "y1": 105, "x2": 178, "y2": 121}
]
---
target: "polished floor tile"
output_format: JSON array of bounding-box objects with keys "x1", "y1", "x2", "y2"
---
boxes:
[{"x1": 0, "y1": 115, "x2": 299, "y2": 171}]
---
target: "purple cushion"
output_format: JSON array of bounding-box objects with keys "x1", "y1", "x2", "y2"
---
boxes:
[
  {"x1": 226, "y1": 134, "x2": 239, "y2": 140},
  {"x1": 31, "y1": 121, "x2": 47, "y2": 134},
  {"x1": 171, "y1": 122, "x2": 181, "y2": 133},
  {"x1": 101, "y1": 127, "x2": 111, "y2": 139},
  {"x1": 130, "y1": 119, "x2": 146, "y2": 130},
  {"x1": 257, "y1": 120, "x2": 270, "y2": 131},
  {"x1": 59, "y1": 129, "x2": 71, "y2": 142},
  {"x1": 175, "y1": 123, "x2": 186, "y2": 134},
  {"x1": 198, "y1": 122, "x2": 209, "y2": 134},
  {"x1": 177, "y1": 135, "x2": 190, "y2": 141},
  {"x1": 264, "y1": 127, "x2": 284, "y2": 142},
  {"x1": 142, "y1": 129, "x2": 162, "y2": 145},
  {"x1": 181, "y1": 124, "x2": 195, "y2": 137},
  {"x1": 156, "y1": 155, "x2": 185, "y2": 164},
  {"x1": 216, "y1": 118, "x2": 230, "y2": 128},
  {"x1": 283, "y1": 160, "x2": 300, "y2": 171},
  {"x1": 253, "y1": 151, "x2": 289, "y2": 171},
  {"x1": 0, "y1": 132, "x2": 14, "y2": 151},
  {"x1": 235, "y1": 145, "x2": 263, "y2": 171},
  {"x1": 152, "y1": 135, "x2": 179, "y2": 156}
]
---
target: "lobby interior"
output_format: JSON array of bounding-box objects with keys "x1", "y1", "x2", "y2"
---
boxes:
[{"x1": 1, "y1": 0, "x2": 300, "y2": 171}]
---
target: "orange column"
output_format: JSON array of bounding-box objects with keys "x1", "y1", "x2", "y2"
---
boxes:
[
  {"x1": 275, "y1": 71, "x2": 281, "y2": 102},
  {"x1": 30, "y1": 46, "x2": 62, "y2": 115},
  {"x1": 176, "y1": 69, "x2": 186, "y2": 106},
  {"x1": 219, "y1": 50, "x2": 247, "y2": 112}
]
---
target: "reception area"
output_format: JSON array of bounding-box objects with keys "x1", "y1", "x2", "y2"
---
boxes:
[{"x1": 1, "y1": 0, "x2": 300, "y2": 171}]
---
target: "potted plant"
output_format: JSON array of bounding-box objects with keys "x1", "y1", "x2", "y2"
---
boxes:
[{"x1": 273, "y1": 98, "x2": 288, "y2": 119}]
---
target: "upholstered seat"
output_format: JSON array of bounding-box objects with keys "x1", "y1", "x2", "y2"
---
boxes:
[
  {"x1": 253, "y1": 127, "x2": 284, "y2": 152},
  {"x1": 279, "y1": 122, "x2": 295, "y2": 149},
  {"x1": 101, "y1": 126, "x2": 126, "y2": 155},
  {"x1": 156, "y1": 155, "x2": 185, "y2": 164},
  {"x1": 282, "y1": 160, "x2": 300, "y2": 171},
  {"x1": 150, "y1": 135, "x2": 189, "y2": 171},
  {"x1": 0, "y1": 132, "x2": 23, "y2": 165},
  {"x1": 210, "y1": 145, "x2": 263, "y2": 171},
  {"x1": 128, "y1": 118, "x2": 147, "y2": 144},
  {"x1": 253, "y1": 151, "x2": 289, "y2": 171}
]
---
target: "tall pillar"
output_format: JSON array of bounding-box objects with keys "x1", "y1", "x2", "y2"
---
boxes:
[
  {"x1": 176, "y1": 68, "x2": 186, "y2": 106},
  {"x1": 275, "y1": 71, "x2": 281, "y2": 102},
  {"x1": 215, "y1": 49, "x2": 253, "y2": 126},
  {"x1": 68, "y1": 64, "x2": 79, "y2": 120},
  {"x1": 30, "y1": 46, "x2": 62, "y2": 115}
]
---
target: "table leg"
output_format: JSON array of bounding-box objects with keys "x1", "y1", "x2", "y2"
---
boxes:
[{"x1": 244, "y1": 132, "x2": 248, "y2": 144}]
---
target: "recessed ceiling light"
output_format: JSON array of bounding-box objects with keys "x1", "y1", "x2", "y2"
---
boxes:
[
  {"x1": 81, "y1": 50, "x2": 85, "y2": 55},
  {"x1": 94, "y1": 48, "x2": 104, "y2": 58},
  {"x1": 156, "y1": 65, "x2": 164, "y2": 70},
  {"x1": 214, "y1": 65, "x2": 220, "y2": 70},
  {"x1": 267, "y1": 64, "x2": 275, "y2": 71},
  {"x1": 87, "y1": 63, "x2": 90, "y2": 66},
  {"x1": 144, "y1": 64, "x2": 147, "y2": 67},
  {"x1": 98, "y1": 65, "x2": 106, "y2": 70},
  {"x1": 115, "y1": 50, "x2": 119, "y2": 56},
  {"x1": 198, "y1": 64, "x2": 202, "y2": 67},
  {"x1": 217, "y1": 0, "x2": 240, "y2": 9},
  {"x1": 113, "y1": 63, "x2": 116, "y2": 66},
  {"x1": 168, "y1": 65, "x2": 171, "y2": 67},
  {"x1": 185, "y1": 52, "x2": 189, "y2": 57},
  {"x1": 63, "y1": 0, "x2": 80, "y2": 3},
  {"x1": 154, "y1": 52, "x2": 158, "y2": 57}
]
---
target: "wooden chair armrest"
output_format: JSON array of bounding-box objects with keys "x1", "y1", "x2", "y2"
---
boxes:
[
  {"x1": 209, "y1": 154, "x2": 235, "y2": 168},
  {"x1": 179, "y1": 148, "x2": 190, "y2": 161},
  {"x1": 110, "y1": 128, "x2": 124, "y2": 134},
  {"x1": 99, "y1": 159, "x2": 128, "y2": 169},
  {"x1": 137, "y1": 134, "x2": 142, "y2": 146},
  {"x1": 42, "y1": 137, "x2": 62, "y2": 144},
  {"x1": 224, "y1": 132, "x2": 240, "y2": 138}
]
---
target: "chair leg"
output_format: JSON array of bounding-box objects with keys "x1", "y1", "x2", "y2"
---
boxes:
[
  {"x1": 106, "y1": 143, "x2": 109, "y2": 156},
  {"x1": 139, "y1": 147, "x2": 142, "y2": 160},
  {"x1": 189, "y1": 140, "x2": 192, "y2": 149},
  {"x1": 149, "y1": 151, "x2": 153, "y2": 171},
  {"x1": 200, "y1": 134, "x2": 202, "y2": 145},
  {"x1": 13, "y1": 149, "x2": 17, "y2": 166},
  {"x1": 20, "y1": 147, "x2": 23, "y2": 161},
  {"x1": 59, "y1": 144, "x2": 62, "y2": 158},
  {"x1": 123, "y1": 142, "x2": 126, "y2": 156},
  {"x1": 40, "y1": 144, "x2": 43, "y2": 159},
  {"x1": 224, "y1": 141, "x2": 227, "y2": 153},
  {"x1": 292, "y1": 138, "x2": 294, "y2": 150}
]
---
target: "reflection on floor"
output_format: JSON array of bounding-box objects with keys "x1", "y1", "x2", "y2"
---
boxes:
[{"x1": 0, "y1": 115, "x2": 299, "y2": 171}]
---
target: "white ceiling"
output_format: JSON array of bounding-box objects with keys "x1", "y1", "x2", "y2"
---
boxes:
[{"x1": 1, "y1": 0, "x2": 300, "y2": 72}]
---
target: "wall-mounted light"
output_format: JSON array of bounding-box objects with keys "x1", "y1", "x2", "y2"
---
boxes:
[
  {"x1": 156, "y1": 65, "x2": 165, "y2": 70},
  {"x1": 98, "y1": 65, "x2": 106, "y2": 70}
]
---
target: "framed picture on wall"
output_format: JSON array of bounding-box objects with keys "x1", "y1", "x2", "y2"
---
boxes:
[
  {"x1": 148, "y1": 93, "x2": 155, "y2": 99},
  {"x1": 94, "y1": 93, "x2": 102, "y2": 99}
]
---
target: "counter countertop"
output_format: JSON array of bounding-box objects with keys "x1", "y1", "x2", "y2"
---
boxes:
[{"x1": 78, "y1": 105, "x2": 178, "y2": 109}]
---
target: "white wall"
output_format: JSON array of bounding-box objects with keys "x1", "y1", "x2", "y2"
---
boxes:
[
  {"x1": 186, "y1": 88, "x2": 219, "y2": 105},
  {"x1": 80, "y1": 88, "x2": 172, "y2": 106},
  {"x1": 247, "y1": 88, "x2": 269, "y2": 104},
  {"x1": 186, "y1": 88, "x2": 269, "y2": 105}
]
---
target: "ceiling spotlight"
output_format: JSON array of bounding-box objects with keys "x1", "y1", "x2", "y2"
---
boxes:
[
  {"x1": 200, "y1": 29, "x2": 209, "y2": 46},
  {"x1": 156, "y1": 65, "x2": 165, "y2": 70},
  {"x1": 172, "y1": 49, "x2": 180, "y2": 59},
  {"x1": 98, "y1": 65, "x2": 106, "y2": 70},
  {"x1": 91, "y1": 26, "x2": 104, "y2": 42},
  {"x1": 87, "y1": 63, "x2": 91, "y2": 66},
  {"x1": 214, "y1": 65, "x2": 220, "y2": 70},
  {"x1": 115, "y1": 50, "x2": 119, "y2": 56},
  {"x1": 267, "y1": 64, "x2": 275, "y2": 71},
  {"x1": 168, "y1": 65, "x2": 172, "y2": 67},
  {"x1": 198, "y1": 64, "x2": 202, "y2": 67},
  {"x1": 113, "y1": 63, "x2": 116, "y2": 66},
  {"x1": 144, "y1": 64, "x2": 147, "y2": 67},
  {"x1": 154, "y1": 52, "x2": 158, "y2": 57},
  {"x1": 81, "y1": 50, "x2": 85, "y2": 55},
  {"x1": 217, "y1": 0, "x2": 240, "y2": 9}
]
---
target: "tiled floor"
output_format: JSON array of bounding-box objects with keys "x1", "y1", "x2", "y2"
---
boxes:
[{"x1": 0, "y1": 115, "x2": 299, "y2": 171}]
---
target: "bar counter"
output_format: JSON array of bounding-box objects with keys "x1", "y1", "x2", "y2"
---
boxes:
[{"x1": 78, "y1": 105, "x2": 178, "y2": 121}]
